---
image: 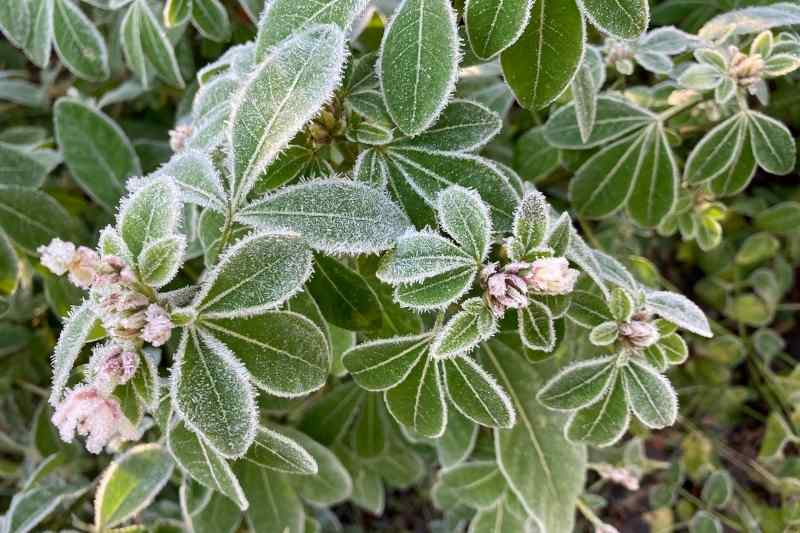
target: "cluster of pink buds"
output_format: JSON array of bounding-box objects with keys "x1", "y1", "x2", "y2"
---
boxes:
[
  {"x1": 728, "y1": 46, "x2": 765, "y2": 87},
  {"x1": 619, "y1": 311, "x2": 660, "y2": 349},
  {"x1": 90, "y1": 342, "x2": 139, "y2": 394},
  {"x1": 594, "y1": 463, "x2": 641, "y2": 491},
  {"x1": 38, "y1": 239, "x2": 100, "y2": 289},
  {"x1": 481, "y1": 257, "x2": 579, "y2": 318}
]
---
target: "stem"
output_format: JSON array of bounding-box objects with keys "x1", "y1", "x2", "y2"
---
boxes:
[{"x1": 576, "y1": 497, "x2": 605, "y2": 528}]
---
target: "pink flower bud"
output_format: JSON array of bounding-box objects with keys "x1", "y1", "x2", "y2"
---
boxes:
[
  {"x1": 525, "y1": 257, "x2": 579, "y2": 295},
  {"x1": 142, "y1": 304, "x2": 173, "y2": 347},
  {"x1": 38, "y1": 239, "x2": 100, "y2": 289},
  {"x1": 619, "y1": 320, "x2": 659, "y2": 348},
  {"x1": 38, "y1": 239, "x2": 76, "y2": 276},
  {"x1": 481, "y1": 263, "x2": 530, "y2": 318},
  {"x1": 91, "y1": 343, "x2": 139, "y2": 393},
  {"x1": 68, "y1": 247, "x2": 100, "y2": 289},
  {"x1": 169, "y1": 124, "x2": 193, "y2": 152},
  {"x1": 596, "y1": 463, "x2": 641, "y2": 491}
]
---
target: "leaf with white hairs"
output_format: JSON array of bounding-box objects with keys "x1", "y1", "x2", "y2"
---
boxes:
[
  {"x1": 537, "y1": 356, "x2": 616, "y2": 411},
  {"x1": 464, "y1": 0, "x2": 532, "y2": 60},
  {"x1": 117, "y1": 176, "x2": 181, "y2": 257},
  {"x1": 622, "y1": 359, "x2": 678, "y2": 429},
  {"x1": 443, "y1": 357, "x2": 515, "y2": 428},
  {"x1": 155, "y1": 149, "x2": 226, "y2": 212},
  {"x1": 511, "y1": 190, "x2": 549, "y2": 261},
  {"x1": 138, "y1": 235, "x2": 186, "y2": 288},
  {"x1": 581, "y1": 0, "x2": 649, "y2": 40},
  {"x1": 343, "y1": 334, "x2": 431, "y2": 391},
  {"x1": 49, "y1": 300, "x2": 99, "y2": 406},
  {"x1": 385, "y1": 354, "x2": 447, "y2": 438},
  {"x1": 52, "y1": 0, "x2": 109, "y2": 82},
  {"x1": 376, "y1": 230, "x2": 475, "y2": 284},
  {"x1": 435, "y1": 186, "x2": 492, "y2": 262},
  {"x1": 645, "y1": 290, "x2": 713, "y2": 338},
  {"x1": 242, "y1": 425, "x2": 318, "y2": 475},
  {"x1": 395, "y1": 99, "x2": 502, "y2": 152}
]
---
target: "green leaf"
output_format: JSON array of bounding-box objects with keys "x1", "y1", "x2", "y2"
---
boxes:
[
  {"x1": 544, "y1": 95, "x2": 654, "y2": 149},
  {"x1": 436, "y1": 186, "x2": 492, "y2": 261},
  {"x1": 518, "y1": 300, "x2": 555, "y2": 351},
  {"x1": 155, "y1": 149, "x2": 226, "y2": 212},
  {"x1": 299, "y1": 381, "x2": 363, "y2": 445},
  {"x1": 755, "y1": 201, "x2": 800, "y2": 234},
  {"x1": 658, "y1": 333, "x2": 688, "y2": 365},
  {"x1": 377, "y1": 230, "x2": 474, "y2": 284},
  {"x1": 171, "y1": 328, "x2": 257, "y2": 458},
  {"x1": 537, "y1": 356, "x2": 617, "y2": 411},
  {"x1": 343, "y1": 334, "x2": 430, "y2": 391},
  {"x1": 201, "y1": 311, "x2": 329, "y2": 397},
  {"x1": 191, "y1": 0, "x2": 230, "y2": 42},
  {"x1": 0, "y1": 0, "x2": 30, "y2": 48},
  {"x1": 470, "y1": 493, "x2": 536, "y2": 533},
  {"x1": 690, "y1": 511, "x2": 722, "y2": 533},
  {"x1": 622, "y1": 359, "x2": 677, "y2": 429},
  {"x1": 235, "y1": 463, "x2": 303, "y2": 533},
  {"x1": 352, "y1": 392, "x2": 388, "y2": 458},
  {"x1": 500, "y1": 0, "x2": 585, "y2": 110},
  {"x1": 464, "y1": 0, "x2": 532, "y2": 60},
  {"x1": 138, "y1": 235, "x2": 185, "y2": 288},
  {"x1": 130, "y1": 0, "x2": 185, "y2": 88},
  {"x1": 121, "y1": 1, "x2": 153, "y2": 88},
  {"x1": 95, "y1": 444, "x2": 174, "y2": 530},
  {"x1": 570, "y1": 55, "x2": 598, "y2": 144},
  {"x1": 482, "y1": 340, "x2": 586, "y2": 533},
  {"x1": 49, "y1": 301, "x2": 98, "y2": 405},
  {"x1": 747, "y1": 111, "x2": 797, "y2": 175},
  {"x1": 238, "y1": 179, "x2": 410, "y2": 255},
  {"x1": 565, "y1": 370, "x2": 629, "y2": 447},
  {"x1": 23, "y1": 0, "x2": 53, "y2": 68},
  {"x1": 117, "y1": 176, "x2": 180, "y2": 257},
  {"x1": 0, "y1": 230, "x2": 18, "y2": 295},
  {"x1": 443, "y1": 356, "x2": 515, "y2": 428},
  {"x1": 395, "y1": 99, "x2": 502, "y2": 152},
  {"x1": 437, "y1": 461, "x2": 506, "y2": 510},
  {"x1": 241, "y1": 425, "x2": 317, "y2": 475},
  {"x1": 54, "y1": 98, "x2": 142, "y2": 210},
  {"x1": 255, "y1": 0, "x2": 367, "y2": 58},
  {"x1": 514, "y1": 126, "x2": 561, "y2": 181},
  {"x1": 394, "y1": 265, "x2": 477, "y2": 311},
  {"x1": 686, "y1": 114, "x2": 747, "y2": 185},
  {"x1": 281, "y1": 427, "x2": 352, "y2": 506},
  {"x1": 180, "y1": 482, "x2": 243, "y2": 533},
  {"x1": 195, "y1": 232, "x2": 312, "y2": 319},
  {"x1": 0, "y1": 142, "x2": 49, "y2": 188},
  {"x1": 229, "y1": 25, "x2": 345, "y2": 203},
  {"x1": 163, "y1": 0, "x2": 192, "y2": 27},
  {"x1": 645, "y1": 290, "x2": 712, "y2": 338},
  {"x1": 436, "y1": 406, "x2": 478, "y2": 468},
  {"x1": 511, "y1": 190, "x2": 548, "y2": 261},
  {"x1": 3, "y1": 484, "x2": 86, "y2": 533},
  {"x1": 567, "y1": 287, "x2": 614, "y2": 328},
  {"x1": 432, "y1": 303, "x2": 497, "y2": 359},
  {"x1": 378, "y1": 0, "x2": 459, "y2": 136},
  {"x1": 626, "y1": 125, "x2": 679, "y2": 228},
  {"x1": 582, "y1": 0, "x2": 649, "y2": 39},
  {"x1": 353, "y1": 148, "x2": 390, "y2": 188},
  {"x1": 0, "y1": 189, "x2": 77, "y2": 255},
  {"x1": 52, "y1": 0, "x2": 109, "y2": 81},
  {"x1": 702, "y1": 470, "x2": 733, "y2": 508},
  {"x1": 385, "y1": 354, "x2": 447, "y2": 438}
]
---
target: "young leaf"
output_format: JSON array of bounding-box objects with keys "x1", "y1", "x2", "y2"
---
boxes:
[
  {"x1": 236, "y1": 464, "x2": 304, "y2": 533},
  {"x1": 377, "y1": 230, "x2": 475, "y2": 284},
  {"x1": 95, "y1": 444, "x2": 174, "y2": 530},
  {"x1": 512, "y1": 190, "x2": 548, "y2": 259},
  {"x1": 686, "y1": 114, "x2": 747, "y2": 185},
  {"x1": 171, "y1": 328, "x2": 257, "y2": 458},
  {"x1": 228, "y1": 25, "x2": 345, "y2": 204},
  {"x1": 201, "y1": 311, "x2": 329, "y2": 397},
  {"x1": 138, "y1": 235, "x2": 186, "y2": 288},
  {"x1": 570, "y1": 55, "x2": 598, "y2": 144},
  {"x1": 627, "y1": 125, "x2": 678, "y2": 228},
  {"x1": 237, "y1": 179, "x2": 411, "y2": 255},
  {"x1": 537, "y1": 356, "x2": 617, "y2": 411},
  {"x1": 565, "y1": 371, "x2": 630, "y2": 447},
  {"x1": 514, "y1": 126, "x2": 561, "y2": 182},
  {"x1": 437, "y1": 461, "x2": 506, "y2": 510},
  {"x1": 394, "y1": 99, "x2": 502, "y2": 153},
  {"x1": 191, "y1": 0, "x2": 231, "y2": 43},
  {"x1": 49, "y1": 301, "x2": 98, "y2": 406},
  {"x1": 385, "y1": 354, "x2": 447, "y2": 438},
  {"x1": 500, "y1": 0, "x2": 585, "y2": 110},
  {"x1": 567, "y1": 288, "x2": 614, "y2": 328},
  {"x1": 117, "y1": 176, "x2": 181, "y2": 257},
  {"x1": 132, "y1": 0, "x2": 185, "y2": 88},
  {"x1": 52, "y1": 0, "x2": 109, "y2": 82},
  {"x1": 194, "y1": 232, "x2": 313, "y2": 319},
  {"x1": 581, "y1": 0, "x2": 649, "y2": 39},
  {"x1": 54, "y1": 98, "x2": 142, "y2": 210},
  {"x1": 622, "y1": 359, "x2": 678, "y2": 429},
  {"x1": 464, "y1": 0, "x2": 532, "y2": 60},
  {"x1": 394, "y1": 266, "x2": 477, "y2": 311},
  {"x1": 155, "y1": 149, "x2": 226, "y2": 212},
  {"x1": 518, "y1": 300, "x2": 555, "y2": 351},
  {"x1": 436, "y1": 186, "x2": 492, "y2": 261},
  {"x1": 659, "y1": 333, "x2": 689, "y2": 365},
  {"x1": 432, "y1": 304, "x2": 497, "y2": 359},
  {"x1": 443, "y1": 356, "x2": 515, "y2": 428},
  {"x1": 343, "y1": 334, "x2": 431, "y2": 391},
  {"x1": 0, "y1": 0, "x2": 30, "y2": 48},
  {"x1": 645, "y1": 290, "x2": 713, "y2": 338},
  {"x1": 241, "y1": 425, "x2": 317, "y2": 475},
  {"x1": 23, "y1": 0, "x2": 54, "y2": 68},
  {"x1": 746, "y1": 111, "x2": 797, "y2": 176}
]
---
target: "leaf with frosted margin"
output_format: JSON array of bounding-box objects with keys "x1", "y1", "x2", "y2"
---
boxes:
[
  {"x1": 383, "y1": 155, "x2": 438, "y2": 229},
  {"x1": 181, "y1": 482, "x2": 242, "y2": 533},
  {"x1": 307, "y1": 253, "x2": 382, "y2": 331},
  {"x1": 23, "y1": 0, "x2": 52, "y2": 68},
  {"x1": 385, "y1": 148, "x2": 519, "y2": 232},
  {"x1": 95, "y1": 444, "x2": 174, "y2": 530},
  {"x1": 622, "y1": 359, "x2": 677, "y2": 429},
  {"x1": 437, "y1": 406, "x2": 478, "y2": 468},
  {"x1": 395, "y1": 265, "x2": 477, "y2": 311},
  {"x1": 395, "y1": 99, "x2": 502, "y2": 152},
  {"x1": 255, "y1": 0, "x2": 367, "y2": 59},
  {"x1": 3, "y1": 483, "x2": 87, "y2": 533},
  {"x1": 565, "y1": 370, "x2": 629, "y2": 447},
  {"x1": 438, "y1": 461, "x2": 506, "y2": 510},
  {"x1": 659, "y1": 333, "x2": 688, "y2": 365},
  {"x1": 54, "y1": 98, "x2": 141, "y2": 210},
  {"x1": 746, "y1": 111, "x2": 797, "y2": 176},
  {"x1": 238, "y1": 179, "x2": 410, "y2": 255},
  {"x1": 132, "y1": 0, "x2": 184, "y2": 88},
  {"x1": 593, "y1": 250, "x2": 639, "y2": 294},
  {"x1": 343, "y1": 334, "x2": 430, "y2": 391},
  {"x1": 432, "y1": 305, "x2": 497, "y2": 359},
  {"x1": 699, "y1": 3, "x2": 800, "y2": 40},
  {"x1": 354, "y1": 149, "x2": 390, "y2": 189},
  {"x1": 444, "y1": 357, "x2": 514, "y2": 428},
  {"x1": 155, "y1": 149, "x2": 226, "y2": 212},
  {"x1": 482, "y1": 340, "x2": 586, "y2": 532},
  {"x1": 0, "y1": 230, "x2": 17, "y2": 295},
  {"x1": 346, "y1": 120, "x2": 394, "y2": 145},
  {"x1": 470, "y1": 493, "x2": 536, "y2": 533},
  {"x1": 567, "y1": 289, "x2": 613, "y2": 328},
  {"x1": 52, "y1": 0, "x2": 108, "y2": 81},
  {"x1": 194, "y1": 232, "x2": 312, "y2": 319},
  {"x1": 201, "y1": 311, "x2": 329, "y2": 397},
  {"x1": 299, "y1": 381, "x2": 363, "y2": 445},
  {"x1": 464, "y1": 0, "x2": 531, "y2": 60},
  {"x1": 0, "y1": 0, "x2": 30, "y2": 48},
  {"x1": 537, "y1": 356, "x2": 616, "y2": 411},
  {"x1": 117, "y1": 176, "x2": 180, "y2": 257},
  {"x1": 234, "y1": 463, "x2": 303, "y2": 533},
  {"x1": 241, "y1": 425, "x2": 317, "y2": 475},
  {"x1": 582, "y1": 0, "x2": 649, "y2": 39},
  {"x1": 570, "y1": 56, "x2": 598, "y2": 144},
  {"x1": 685, "y1": 114, "x2": 747, "y2": 185},
  {"x1": 709, "y1": 132, "x2": 757, "y2": 197},
  {"x1": 436, "y1": 186, "x2": 492, "y2": 261},
  {"x1": 645, "y1": 290, "x2": 712, "y2": 337},
  {"x1": 192, "y1": 0, "x2": 230, "y2": 42},
  {"x1": 385, "y1": 354, "x2": 447, "y2": 438},
  {"x1": 164, "y1": 0, "x2": 191, "y2": 27},
  {"x1": 378, "y1": 0, "x2": 459, "y2": 136},
  {"x1": 514, "y1": 127, "x2": 560, "y2": 182},
  {"x1": 280, "y1": 426, "x2": 353, "y2": 506},
  {"x1": 545, "y1": 96, "x2": 654, "y2": 150},
  {"x1": 189, "y1": 75, "x2": 237, "y2": 151},
  {"x1": 501, "y1": 0, "x2": 585, "y2": 110},
  {"x1": 137, "y1": 235, "x2": 185, "y2": 288},
  {"x1": 377, "y1": 230, "x2": 474, "y2": 284},
  {"x1": 121, "y1": 0, "x2": 152, "y2": 88},
  {"x1": 229, "y1": 26, "x2": 345, "y2": 204},
  {"x1": 0, "y1": 142, "x2": 48, "y2": 188},
  {"x1": 511, "y1": 190, "x2": 548, "y2": 261},
  {"x1": 48, "y1": 301, "x2": 98, "y2": 406},
  {"x1": 171, "y1": 328, "x2": 257, "y2": 458},
  {"x1": 627, "y1": 125, "x2": 679, "y2": 228},
  {"x1": 518, "y1": 300, "x2": 555, "y2": 351}
]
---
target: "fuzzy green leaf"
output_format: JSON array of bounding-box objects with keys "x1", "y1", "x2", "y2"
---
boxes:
[
  {"x1": 344, "y1": 334, "x2": 430, "y2": 391},
  {"x1": 622, "y1": 359, "x2": 678, "y2": 429},
  {"x1": 49, "y1": 300, "x2": 99, "y2": 406},
  {"x1": 685, "y1": 113, "x2": 747, "y2": 185},
  {"x1": 565, "y1": 370, "x2": 629, "y2": 447},
  {"x1": 625, "y1": 126, "x2": 679, "y2": 228},
  {"x1": 518, "y1": 300, "x2": 555, "y2": 351},
  {"x1": 242, "y1": 425, "x2": 317, "y2": 475},
  {"x1": 582, "y1": 0, "x2": 649, "y2": 39},
  {"x1": 747, "y1": 111, "x2": 797, "y2": 176},
  {"x1": 0, "y1": 142, "x2": 49, "y2": 189},
  {"x1": 537, "y1": 356, "x2": 617, "y2": 411},
  {"x1": 138, "y1": 235, "x2": 185, "y2": 288},
  {"x1": 117, "y1": 176, "x2": 181, "y2": 257},
  {"x1": 464, "y1": 0, "x2": 532, "y2": 60},
  {"x1": 437, "y1": 461, "x2": 506, "y2": 510},
  {"x1": 394, "y1": 266, "x2": 477, "y2": 311},
  {"x1": 395, "y1": 99, "x2": 502, "y2": 152},
  {"x1": 436, "y1": 186, "x2": 492, "y2": 261},
  {"x1": 377, "y1": 231, "x2": 475, "y2": 284},
  {"x1": 443, "y1": 356, "x2": 515, "y2": 428},
  {"x1": 0, "y1": 0, "x2": 30, "y2": 48},
  {"x1": 432, "y1": 304, "x2": 497, "y2": 359},
  {"x1": 385, "y1": 354, "x2": 447, "y2": 438},
  {"x1": 52, "y1": 0, "x2": 109, "y2": 81}
]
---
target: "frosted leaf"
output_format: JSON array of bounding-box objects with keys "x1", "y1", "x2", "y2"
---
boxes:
[
  {"x1": 464, "y1": 0, "x2": 532, "y2": 60},
  {"x1": 201, "y1": 311, "x2": 329, "y2": 397},
  {"x1": 394, "y1": 99, "x2": 502, "y2": 152},
  {"x1": 565, "y1": 372, "x2": 630, "y2": 447},
  {"x1": 571, "y1": 54, "x2": 598, "y2": 144},
  {"x1": 518, "y1": 300, "x2": 555, "y2": 352},
  {"x1": 394, "y1": 265, "x2": 477, "y2": 311},
  {"x1": 700, "y1": 3, "x2": 800, "y2": 40},
  {"x1": 431, "y1": 302, "x2": 497, "y2": 359},
  {"x1": 353, "y1": 149, "x2": 390, "y2": 189},
  {"x1": 511, "y1": 190, "x2": 549, "y2": 260},
  {"x1": 228, "y1": 24, "x2": 346, "y2": 205},
  {"x1": 138, "y1": 235, "x2": 186, "y2": 288},
  {"x1": 154, "y1": 149, "x2": 227, "y2": 212},
  {"x1": 0, "y1": 141, "x2": 49, "y2": 189},
  {"x1": 52, "y1": 0, "x2": 109, "y2": 82},
  {"x1": 435, "y1": 186, "x2": 492, "y2": 262},
  {"x1": 443, "y1": 357, "x2": 515, "y2": 429},
  {"x1": 622, "y1": 359, "x2": 678, "y2": 429},
  {"x1": 237, "y1": 179, "x2": 411, "y2": 255},
  {"x1": 581, "y1": 0, "x2": 649, "y2": 40},
  {"x1": 122, "y1": 0, "x2": 184, "y2": 88},
  {"x1": 116, "y1": 175, "x2": 181, "y2": 257},
  {"x1": 167, "y1": 418, "x2": 249, "y2": 510},
  {"x1": 236, "y1": 463, "x2": 305, "y2": 532},
  {"x1": 592, "y1": 250, "x2": 640, "y2": 296},
  {"x1": 435, "y1": 461, "x2": 506, "y2": 510},
  {"x1": 685, "y1": 113, "x2": 748, "y2": 185},
  {"x1": 2, "y1": 485, "x2": 86, "y2": 533},
  {"x1": 746, "y1": 111, "x2": 797, "y2": 176},
  {"x1": 376, "y1": 230, "x2": 475, "y2": 284},
  {"x1": 98, "y1": 226, "x2": 133, "y2": 265},
  {"x1": 170, "y1": 328, "x2": 257, "y2": 458},
  {"x1": 645, "y1": 290, "x2": 713, "y2": 338},
  {"x1": 537, "y1": 356, "x2": 617, "y2": 411},
  {"x1": 94, "y1": 444, "x2": 174, "y2": 530},
  {"x1": 281, "y1": 426, "x2": 353, "y2": 506},
  {"x1": 23, "y1": 0, "x2": 53, "y2": 69},
  {"x1": 194, "y1": 231, "x2": 313, "y2": 319},
  {"x1": 343, "y1": 334, "x2": 431, "y2": 391},
  {"x1": 242, "y1": 425, "x2": 318, "y2": 475},
  {"x1": 0, "y1": 0, "x2": 30, "y2": 49},
  {"x1": 191, "y1": 0, "x2": 231, "y2": 43},
  {"x1": 49, "y1": 300, "x2": 100, "y2": 406},
  {"x1": 345, "y1": 121, "x2": 394, "y2": 145},
  {"x1": 385, "y1": 354, "x2": 447, "y2": 438},
  {"x1": 378, "y1": 0, "x2": 460, "y2": 136},
  {"x1": 189, "y1": 74, "x2": 238, "y2": 151}
]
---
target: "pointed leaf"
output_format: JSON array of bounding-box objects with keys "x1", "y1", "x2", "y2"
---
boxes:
[
  {"x1": 685, "y1": 113, "x2": 747, "y2": 185},
  {"x1": 23, "y1": 0, "x2": 53, "y2": 68},
  {"x1": 444, "y1": 356, "x2": 515, "y2": 428},
  {"x1": 155, "y1": 149, "x2": 226, "y2": 212},
  {"x1": 747, "y1": 111, "x2": 796, "y2": 176},
  {"x1": 436, "y1": 186, "x2": 492, "y2": 261},
  {"x1": 395, "y1": 99, "x2": 502, "y2": 152},
  {"x1": 627, "y1": 125, "x2": 678, "y2": 228},
  {"x1": 343, "y1": 334, "x2": 430, "y2": 391},
  {"x1": 135, "y1": 0, "x2": 185, "y2": 87},
  {"x1": 537, "y1": 356, "x2": 617, "y2": 411},
  {"x1": 117, "y1": 176, "x2": 181, "y2": 257},
  {"x1": 377, "y1": 230, "x2": 475, "y2": 284},
  {"x1": 582, "y1": 0, "x2": 649, "y2": 39},
  {"x1": 242, "y1": 425, "x2": 317, "y2": 475},
  {"x1": 645, "y1": 290, "x2": 712, "y2": 337},
  {"x1": 385, "y1": 354, "x2": 447, "y2": 438},
  {"x1": 49, "y1": 300, "x2": 98, "y2": 405},
  {"x1": 565, "y1": 370, "x2": 629, "y2": 447},
  {"x1": 138, "y1": 235, "x2": 185, "y2": 288},
  {"x1": 623, "y1": 359, "x2": 677, "y2": 429},
  {"x1": 518, "y1": 300, "x2": 555, "y2": 351}
]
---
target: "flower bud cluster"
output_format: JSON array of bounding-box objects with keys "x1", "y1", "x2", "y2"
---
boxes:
[
  {"x1": 727, "y1": 46, "x2": 765, "y2": 87},
  {"x1": 594, "y1": 463, "x2": 641, "y2": 491},
  {"x1": 618, "y1": 311, "x2": 660, "y2": 349}
]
